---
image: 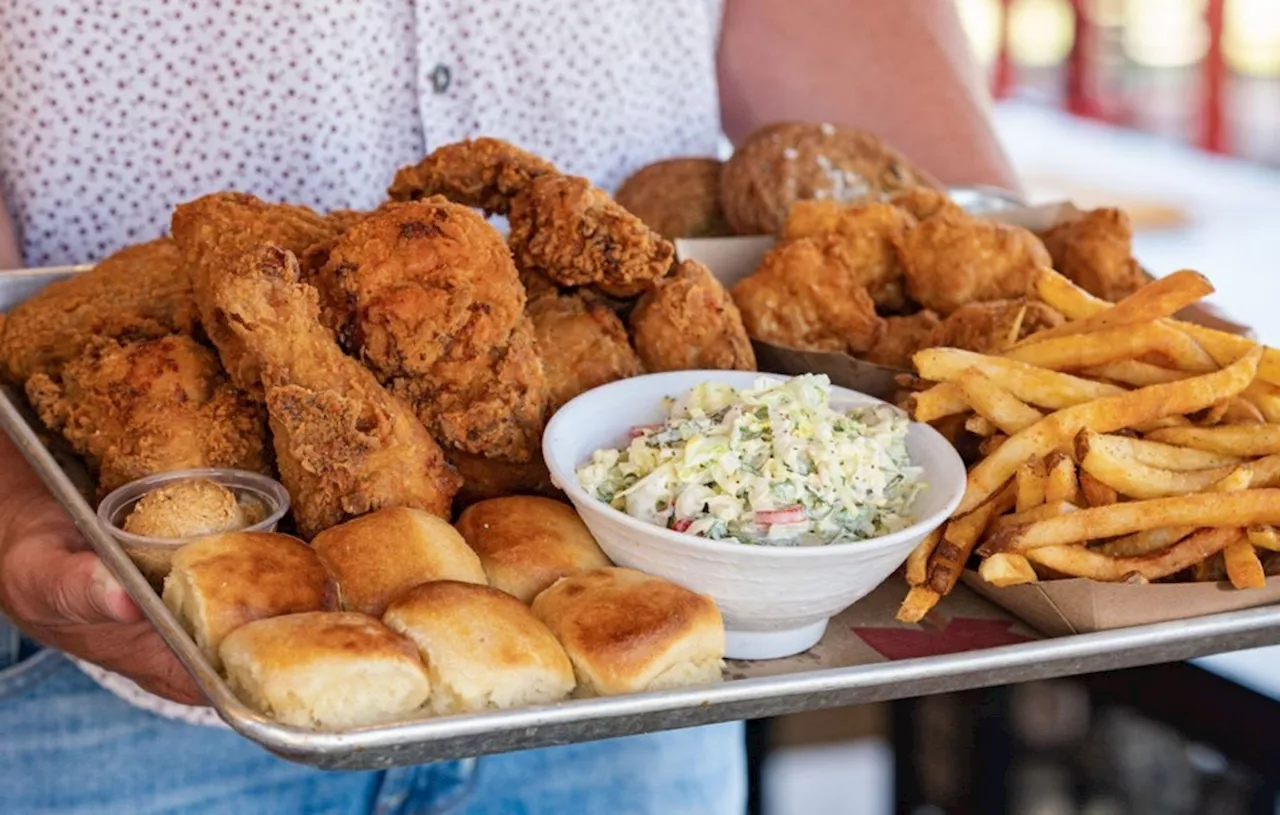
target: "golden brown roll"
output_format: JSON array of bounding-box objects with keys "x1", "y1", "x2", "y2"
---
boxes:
[
  {"x1": 383, "y1": 581, "x2": 575, "y2": 715},
  {"x1": 219, "y1": 611, "x2": 430, "y2": 730},
  {"x1": 530, "y1": 567, "x2": 725, "y2": 697},
  {"x1": 162, "y1": 532, "x2": 333, "y2": 670},
  {"x1": 455, "y1": 497, "x2": 611, "y2": 603},
  {"x1": 311, "y1": 507, "x2": 487, "y2": 617}
]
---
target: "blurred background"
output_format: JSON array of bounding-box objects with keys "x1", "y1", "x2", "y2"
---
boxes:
[{"x1": 756, "y1": 3, "x2": 1280, "y2": 813}]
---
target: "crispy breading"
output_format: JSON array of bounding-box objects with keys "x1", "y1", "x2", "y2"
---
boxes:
[
  {"x1": 387, "y1": 137, "x2": 556, "y2": 215},
  {"x1": 897, "y1": 208, "x2": 1052, "y2": 315},
  {"x1": 782, "y1": 200, "x2": 914, "y2": 312},
  {"x1": 930, "y1": 299, "x2": 1066, "y2": 353},
  {"x1": 631, "y1": 260, "x2": 756, "y2": 372},
  {"x1": 614, "y1": 157, "x2": 731, "y2": 240},
  {"x1": 24, "y1": 335, "x2": 268, "y2": 498},
  {"x1": 864, "y1": 310, "x2": 942, "y2": 369},
  {"x1": 0, "y1": 238, "x2": 197, "y2": 384},
  {"x1": 1039, "y1": 207, "x2": 1146, "y2": 302},
  {"x1": 322, "y1": 200, "x2": 549, "y2": 463},
  {"x1": 528, "y1": 290, "x2": 642, "y2": 410},
  {"x1": 447, "y1": 450, "x2": 561, "y2": 506},
  {"x1": 732, "y1": 238, "x2": 885, "y2": 355},
  {"x1": 888, "y1": 188, "x2": 960, "y2": 221},
  {"x1": 203, "y1": 244, "x2": 460, "y2": 538}
]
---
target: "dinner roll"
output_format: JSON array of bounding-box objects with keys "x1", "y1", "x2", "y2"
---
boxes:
[
  {"x1": 530, "y1": 567, "x2": 725, "y2": 697},
  {"x1": 311, "y1": 507, "x2": 487, "y2": 616},
  {"x1": 383, "y1": 581, "x2": 575, "y2": 715},
  {"x1": 455, "y1": 497, "x2": 611, "y2": 603},
  {"x1": 219, "y1": 612, "x2": 430, "y2": 730},
  {"x1": 162, "y1": 532, "x2": 332, "y2": 670}
]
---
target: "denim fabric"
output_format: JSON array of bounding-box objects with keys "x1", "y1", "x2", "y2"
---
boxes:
[{"x1": 0, "y1": 648, "x2": 746, "y2": 814}]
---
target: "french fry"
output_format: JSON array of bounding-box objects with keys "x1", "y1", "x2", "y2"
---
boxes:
[
  {"x1": 1222, "y1": 398, "x2": 1266, "y2": 425},
  {"x1": 955, "y1": 369, "x2": 1044, "y2": 435},
  {"x1": 979, "y1": 434, "x2": 1008, "y2": 456},
  {"x1": 992, "y1": 500, "x2": 1078, "y2": 532},
  {"x1": 1083, "y1": 433, "x2": 1241, "y2": 471},
  {"x1": 1076, "y1": 430, "x2": 1237, "y2": 499},
  {"x1": 956, "y1": 348, "x2": 1262, "y2": 515},
  {"x1": 1243, "y1": 382, "x2": 1280, "y2": 423},
  {"x1": 1079, "y1": 471, "x2": 1119, "y2": 507},
  {"x1": 1146, "y1": 424, "x2": 1280, "y2": 457},
  {"x1": 1044, "y1": 452, "x2": 1080, "y2": 504},
  {"x1": 928, "y1": 484, "x2": 1016, "y2": 595},
  {"x1": 1083, "y1": 360, "x2": 1188, "y2": 388},
  {"x1": 913, "y1": 348, "x2": 1125, "y2": 410},
  {"x1": 997, "y1": 302, "x2": 1028, "y2": 351},
  {"x1": 1223, "y1": 540, "x2": 1267, "y2": 589},
  {"x1": 1034, "y1": 267, "x2": 1107, "y2": 320},
  {"x1": 1197, "y1": 399, "x2": 1232, "y2": 426},
  {"x1": 1003, "y1": 322, "x2": 1217, "y2": 374},
  {"x1": 1092, "y1": 526, "x2": 1191, "y2": 557},
  {"x1": 1015, "y1": 270, "x2": 1214, "y2": 347},
  {"x1": 896, "y1": 585, "x2": 941, "y2": 624},
  {"x1": 979, "y1": 553, "x2": 1039, "y2": 587},
  {"x1": 1247, "y1": 525, "x2": 1280, "y2": 552},
  {"x1": 911, "y1": 382, "x2": 968, "y2": 422},
  {"x1": 965, "y1": 415, "x2": 999, "y2": 437},
  {"x1": 1210, "y1": 464, "x2": 1257, "y2": 492},
  {"x1": 905, "y1": 527, "x2": 943, "y2": 587},
  {"x1": 1015, "y1": 458, "x2": 1048, "y2": 513},
  {"x1": 985, "y1": 490, "x2": 1280, "y2": 553},
  {"x1": 1025, "y1": 527, "x2": 1244, "y2": 582}
]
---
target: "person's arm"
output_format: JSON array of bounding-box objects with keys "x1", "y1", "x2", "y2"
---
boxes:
[{"x1": 717, "y1": 0, "x2": 1019, "y2": 192}]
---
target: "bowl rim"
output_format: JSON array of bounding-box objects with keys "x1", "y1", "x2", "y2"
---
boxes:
[{"x1": 543, "y1": 370, "x2": 966, "y2": 559}]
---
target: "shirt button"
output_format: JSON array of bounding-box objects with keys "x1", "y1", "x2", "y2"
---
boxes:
[{"x1": 430, "y1": 63, "x2": 451, "y2": 94}]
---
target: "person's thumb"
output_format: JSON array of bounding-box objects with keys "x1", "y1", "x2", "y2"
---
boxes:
[{"x1": 44, "y1": 550, "x2": 143, "y2": 627}]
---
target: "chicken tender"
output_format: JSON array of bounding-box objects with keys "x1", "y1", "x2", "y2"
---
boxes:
[
  {"x1": 930, "y1": 299, "x2": 1065, "y2": 353},
  {"x1": 25, "y1": 335, "x2": 268, "y2": 498},
  {"x1": 0, "y1": 238, "x2": 197, "y2": 384},
  {"x1": 783, "y1": 201, "x2": 914, "y2": 312},
  {"x1": 508, "y1": 174, "x2": 675, "y2": 293},
  {"x1": 322, "y1": 200, "x2": 549, "y2": 463},
  {"x1": 528, "y1": 291, "x2": 642, "y2": 410},
  {"x1": 863, "y1": 310, "x2": 942, "y2": 369},
  {"x1": 387, "y1": 137, "x2": 556, "y2": 215},
  {"x1": 1039, "y1": 207, "x2": 1145, "y2": 302},
  {"x1": 732, "y1": 239, "x2": 885, "y2": 355},
  {"x1": 631, "y1": 260, "x2": 756, "y2": 372},
  {"x1": 897, "y1": 208, "x2": 1052, "y2": 315},
  {"x1": 614, "y1": 157, "x2": 731, "y2": 240},
  {"x1": 720, "y1": 121, "x2": 941, "y2": 235},
  {"x1": 204, "y1": 244, "x2": 460, "y2": 538}
]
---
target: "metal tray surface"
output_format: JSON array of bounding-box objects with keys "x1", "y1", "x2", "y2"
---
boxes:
[{"x1": 3, "y1": 267, "x2": 1280, "y2": 770}]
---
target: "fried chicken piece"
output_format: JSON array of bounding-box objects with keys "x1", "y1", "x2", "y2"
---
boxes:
[
  {"x1": 204, "y1": 244, "x2": 460, "y2": 538},
  {"x1": 1038, "y1": 207, "x2": 1145, "y2": 302},
  {"x1": 447, "y1": 450, "x2": 561, "y2": 506},
  {"x1": 0, "y1": 238, "x2": 197, "y2": 385},
  {"x1": 630, "y1": 260, "x2": 756, "y2": 372},
  {"x1": 930, "y1": 299, "x2": 1066, "y2": 353},
  {"x1": 528, "y1": 290, "x2": 642, "y2": 410},
  {"x1": 387, "y1": 138, "x2": 557, "y2": 215},
  {"x1": 732, "y1": 239, "x2": 885, "y2": 355},
  {"x1": 322, "y1": 200, "x2": 549, "y2": 463},
  {"x1": 783, "y1": 200, "x2": 915, "y2": 312},
  {"x1": 889, "y1": 188, "x2": 960, "y2": 222},
  {"x1": 897, "y1": 208, "x2": 1052, "y2": 315},
  {"x1": 720, "y1": 121, "x2": 942, "y2": 235},
  {"x1": 508, "y1": 174, "x2": 676, "y2": 292},
  {"x1": 171, "y1": 192, "x2": 353, "y2": 397},
  {"x1": 614, "y1": 157, "x2": 731, "y2": 240},
  {"x1": 24, "y1": 335, "x2": 268, "y2": 498},
  {"x1": 863, "y1": 310, "x2": 942, "y2": 369}
]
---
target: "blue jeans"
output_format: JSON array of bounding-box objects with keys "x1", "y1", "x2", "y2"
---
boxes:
[{"x1": 0, "y1": 619, "x2": 746, "y2": 814}]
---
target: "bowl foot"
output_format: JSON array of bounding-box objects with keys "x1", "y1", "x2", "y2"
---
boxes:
[{"x1": 725, "y1": 619, "x2": 828, "y2": 660}]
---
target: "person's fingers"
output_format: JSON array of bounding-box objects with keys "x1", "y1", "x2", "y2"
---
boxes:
[{"x1": 3, "y1": 532, "x2": 141, "y2": 627}]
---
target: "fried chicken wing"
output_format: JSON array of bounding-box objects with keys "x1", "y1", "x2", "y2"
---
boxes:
[
  {"x1": 630, "y1": 260, "x2": 756, "y2": 372},
  {"x1": 24, "y1": 335, "x2": 268, "y2": 497},
  {"x1": 204, "y1": 245, "x2": 460, "y2": 537},
  {"x1": 782, "y1": 200, "x2": 915, "y2": 312},
  {"x1": 321, "y1": 200, "x2": 549, "y2": 463},
  {"x1": 1, "y1": 238, "x2": 197, "y2": 384},
  {"x1": 387, "y1": 138, "x2": 556, "y2": 215},
  {"x1": 614, "y1": 157, "x2": 731, "y2": 240},
  {"x1": 732, "y1": 239, "x2": 885, "y2": 355},
  {"x1": 1039, "y1": 207, "x2": 1145, "y2": 302},
  {"x1": 508, "y1": 174, "x2": 676, "y2": 292},
  {"x1": 863, "y1": 310, "x2": 942, "y2": 369},
  {"x1": 930, "y1": 299, "x2": 1065, "y2": 353},
  {"x1": 528, "y1": 290, "x2": 642, "y2": 410},
  {"x1": 171, "y1": 192, "x2": 353, "y2": 397},
  {"x1": 897, "y1": 208, "x2": 1052, "y2": 315}
]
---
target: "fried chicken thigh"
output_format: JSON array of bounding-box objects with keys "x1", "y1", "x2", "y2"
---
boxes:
[
  {"x1": 1, "y1": 238, "x2": 197, "y2": 384},
  {"x1": 1039, "y1": 207, "x2": 1145, "y2": 302},
  {"x1": 203, "y1": 245, "x2": 460, "y2": 537},
  {"x1": 24, "y1": 335, "x2": 268, "y2": 497},
  {"x1": 631, "y1": 260, "x2": 756, "y2": 372},
  {"x1": 321, "y1": 200, "x2": 549, "y2": 463},
  {"x1": 528, "y1": 290, "x2": 642, "y2": 410}
]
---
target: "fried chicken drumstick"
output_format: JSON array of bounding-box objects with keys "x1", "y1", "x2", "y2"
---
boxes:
[{"x1": 204, "y1": 244, "x2": 460, "y2": 537}]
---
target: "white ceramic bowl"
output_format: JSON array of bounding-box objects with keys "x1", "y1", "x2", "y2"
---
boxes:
[{"x1": 543, "y1": 371, "x2": 967, "y2": 660}]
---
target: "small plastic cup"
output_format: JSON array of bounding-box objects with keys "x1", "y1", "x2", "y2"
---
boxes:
[{"x1": 97, "y1": 468, "x2": 291, "y2": 587}]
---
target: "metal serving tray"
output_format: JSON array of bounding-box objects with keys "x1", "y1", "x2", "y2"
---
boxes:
[{"x1": 4, "y1": 266, "x2": 1280, "y2": 770}]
